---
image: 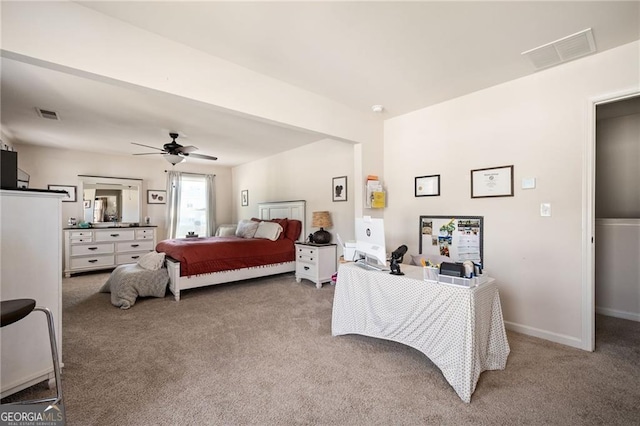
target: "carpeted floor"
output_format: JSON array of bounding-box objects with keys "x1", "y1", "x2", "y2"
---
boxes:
[{"x1": 3, "y1": 271, "x2": 639, "y2": 425}]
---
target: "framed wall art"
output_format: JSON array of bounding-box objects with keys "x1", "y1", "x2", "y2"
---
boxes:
[
  {"x1": 48, "y1": 184, "x2": 77, "y2": 202},
  {"x1": 241, "y1": 189, "x2": 249, "y2": 206},
  {"x1": 415, "y1": 175, "x2": 440, "y2": 197},
  {"x1": 332, "y1": 176, "x2": 347, "y2": 202},
  {"x1": 471, "y1": 165, "x2": 514, "y2": 198},
  {"x1": 147, "y1": 190, "x2": 166, "y2": 204}
]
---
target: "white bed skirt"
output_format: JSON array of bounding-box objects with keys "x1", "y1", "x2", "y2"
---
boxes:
[{"x1": 166, "y1": 258, "x2": 295, "y2": 301}]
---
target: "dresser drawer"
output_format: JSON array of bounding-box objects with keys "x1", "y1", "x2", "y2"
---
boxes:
[
  {"x1": 135, "y1": 229, "x2": 155, "y2": 239},
  {"x1": 296, "y1": 246, "x2": 317, "y2": 264},
  {"x1": 72, "y1": 237, "x2": 93, "y2": 243},
  {"x1": 70, "y1": 254, "x2": 114, "y2": 270},
  {"x1": 116, "y1": 253, "x2": 147, "y2": 264},
  {"x1": 70, "y1": 231, "x2": 93, "y2": 239},
  {"x1": 94, "y1": 230, "x2": 135, "y2": 242},
  {"x1": 116, "y1": 240, "x2": 154, "y2": 253},
  {"x1": 297, "y1": 246, "x2": 316, "y2": 257},
  {"x1": 297, "y1": 254, "x2": 316, "y2": 264},
  {"x1": 296, "y1": 262, "x2": 317, "y2": 277},
  {"x1": 70, "y1": 243, "x2": 114, "y2": 256}
]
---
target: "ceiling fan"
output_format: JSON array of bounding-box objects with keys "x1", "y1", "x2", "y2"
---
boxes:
[{"x1": 132, "y1": 132, "x2": 218, "y2": 165}]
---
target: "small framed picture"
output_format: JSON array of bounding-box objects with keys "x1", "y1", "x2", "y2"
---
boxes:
[
  {"x1": 415, "y1": 175, "x2": 440, "y2": 197},
  {"x1": 241, "y1": 190, "x2": 249, "y2": 206},
  {"x1": 471, "y1": 165, "x2": 514, "y2": 198},
  {"x1": 332, "y1": 176, "x2": 347, "y2": 202},
  {"x1": 48, "y1": 185, "x2": 77, "y2": 202},
  {"x1": 147, "y1": 190, "x2": 166, "y2": 204},
  {"x1": 83, "y1": 200, "x2": 91, "y2": 209}
]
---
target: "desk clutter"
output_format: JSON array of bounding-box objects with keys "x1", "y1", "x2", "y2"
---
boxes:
[{"x1": 421, "y1": 260, "x2": 487, "y2": 287}]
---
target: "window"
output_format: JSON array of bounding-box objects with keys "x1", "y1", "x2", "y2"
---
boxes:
[
  {"x1": 166, "y1": 171, "x2": 216, "y2": 239},
  {"x1": 175, "y1": 174, "x2": 207, "y2": 237}
]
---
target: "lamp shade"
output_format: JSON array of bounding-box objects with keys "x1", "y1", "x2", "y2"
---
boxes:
[
  {"x1": 311, "y1": 211, "x2": 332, "y2": 244},
  {"x1": 163, "y1": 154, "x2": 184, "y2": 165},
  {"x1": 312, "y1": 211, "x2": 332, "y2": 229}
]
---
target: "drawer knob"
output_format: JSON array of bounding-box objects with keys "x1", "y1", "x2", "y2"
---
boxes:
[
  {"x1": 88, "y1": 259, "x2": 98, "y2": 263},
  {"x1": 87, "y1": 247, "x2": 98, "y2": 251},
  {"x1": 304, "y1": 266, "x2": 309, "y2": 271},
  {"x1": 131, "y1": 244, "x2": 139, "y2": 248},
  {"x1": 110, "y1": 233, "x2": 120, "y2": 237},
  {"x1": 132, "y1": 256, "x2": 140, "y2": 259}
]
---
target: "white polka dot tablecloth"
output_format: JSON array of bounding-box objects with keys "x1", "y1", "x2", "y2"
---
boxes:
[{"x1": 331, "y1": 263, "x2": 510, "y2": 403}]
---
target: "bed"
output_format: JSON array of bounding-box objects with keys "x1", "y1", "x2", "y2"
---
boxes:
[{"x1": 156, "y1": 201, "x2": 306, "y2": 301}]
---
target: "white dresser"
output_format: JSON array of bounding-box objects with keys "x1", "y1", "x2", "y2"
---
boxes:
[
  {"x1": 1, "y1": 189, "x2": 65, "y2": 398},
  {"x1": 295, "y1": 243, "x2": 337, "y2": 288},
  {"x1": 64, "y1": 227, "x2": 157, "y2": 277}
]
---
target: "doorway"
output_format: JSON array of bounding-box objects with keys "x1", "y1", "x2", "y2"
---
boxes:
[{"x1": 585, "y1": 91, "x2": 640, "y2": 351}]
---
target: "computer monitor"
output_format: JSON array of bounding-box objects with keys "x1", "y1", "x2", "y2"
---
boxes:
[{"x1": 355, "y1": 216, "x2": 387, "y2": 269}]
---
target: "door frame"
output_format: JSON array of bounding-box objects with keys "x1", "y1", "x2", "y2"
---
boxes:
[{"x1": 583, "y1": 88, "x2": 640, "y2": 351}]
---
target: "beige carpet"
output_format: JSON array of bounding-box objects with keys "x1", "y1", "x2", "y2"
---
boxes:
[{"x1": 3, "y1": 272, "x2": 639, "y2": 425}]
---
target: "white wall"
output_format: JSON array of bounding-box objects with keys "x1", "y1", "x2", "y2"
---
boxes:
[
  {"x1": 232, "y1": 138, "x2": 355, "y2": 256},
  {"x1": 596, "y1": 112, "x2": 640, "y2": 218},
  {"x1": 383, "y1": 41, "x2": 640, "y2": 348},
  {"x1": 595, "y1": 219, "x2": 640, "y2": 322},
  {"x1": 14, "y1": 143, "x2": 233, "y2": 242}
]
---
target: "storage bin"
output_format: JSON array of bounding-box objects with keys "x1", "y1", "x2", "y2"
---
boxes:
[
  {"x1": 437, "y1": 274, "x2": 489, "y2": 287},
  {"x1": 423, "y1": 266, "x2": 439, "y2": 282}
]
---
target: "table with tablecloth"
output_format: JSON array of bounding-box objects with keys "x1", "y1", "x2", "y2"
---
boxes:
[{"x1": 331, "y1": 263, "x2": 510, "y2": 403}]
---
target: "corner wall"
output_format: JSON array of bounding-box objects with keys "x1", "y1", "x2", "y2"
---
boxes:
[
  {"x1": 383, "y1": 41, "x2": 640, "y2": 348},
  {"x1": 232, "y1": 138, "x2": 355, "y2": 257}
]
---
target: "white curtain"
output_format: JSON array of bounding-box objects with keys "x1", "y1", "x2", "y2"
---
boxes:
[
  {"x1": 166, "y1": 171, "x2": 182, "y2": 239},
  {"x1": 205, "y1": 174, "x2": 216, "y2": 237}
]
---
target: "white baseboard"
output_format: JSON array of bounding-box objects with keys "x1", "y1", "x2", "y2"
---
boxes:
[
  {"x1": 596, "y1": 306, "x2": 640, "y2": 322},
  {"x1": 504, "y1": 321, "x2": 584, "y2": 350}
]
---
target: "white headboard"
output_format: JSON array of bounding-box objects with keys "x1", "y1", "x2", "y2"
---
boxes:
[{"x1": 257, "y1": 200, "x2": 306, "y2": 242}]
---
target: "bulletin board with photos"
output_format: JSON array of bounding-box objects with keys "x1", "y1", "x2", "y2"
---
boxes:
[{"x1": 418, "y1": 215, "x2": 484, "y2": 266}]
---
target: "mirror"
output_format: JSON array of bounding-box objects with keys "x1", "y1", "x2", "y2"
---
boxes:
[{"x1": 78, "y1": 175, "x2": 143, "y2": 226}]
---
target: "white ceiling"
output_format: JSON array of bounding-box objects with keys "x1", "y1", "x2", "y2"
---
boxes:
[{"x1": 2, "y1": 1, "x2": 639, "y2": 166}]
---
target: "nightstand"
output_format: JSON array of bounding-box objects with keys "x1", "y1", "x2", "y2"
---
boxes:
[{"x1": 295, "y1": 243, "x2": 337, "y2": 288}]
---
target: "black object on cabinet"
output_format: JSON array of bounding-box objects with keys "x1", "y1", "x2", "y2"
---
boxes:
[{"x1": 1, "y1": 150, "x2": 18, "y2": 189}]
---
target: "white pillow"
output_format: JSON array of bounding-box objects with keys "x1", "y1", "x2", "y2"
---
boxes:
[
  {"x1": 253, "y1": 221, "x2": 283, "y2": 241},
  {"x1": 235, "y1": 219, "x2": 259, "y2": 239},
  {"x1": 215, "y1": 224, "x2": 237, "y2": 237},
  {"x1": 137, "y1": 251, "x2": 166, "y2": 270}
]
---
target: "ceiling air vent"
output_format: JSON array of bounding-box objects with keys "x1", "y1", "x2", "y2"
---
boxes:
[
  {"x1": 521, "y1": 28, "x2": 596, "y2": 71},
  {"x1": 36, "y1": 107, "x2": 60, "y2": 121}
]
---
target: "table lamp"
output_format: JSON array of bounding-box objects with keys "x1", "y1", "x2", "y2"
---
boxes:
[{"x1": 311, "y1": 211, "x2": 332, "y2": 244}]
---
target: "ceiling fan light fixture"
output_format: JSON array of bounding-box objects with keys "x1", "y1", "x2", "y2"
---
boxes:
[{"x1": 163, "y1": 153, "x2": 184, "y2": 165}]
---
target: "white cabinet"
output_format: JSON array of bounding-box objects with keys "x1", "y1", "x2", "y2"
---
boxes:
[
  {"x1": 295, "y1": 243, "x2": 337, "y2": 289},
  {"x1": 1, "y1": 189, "x2": 64, "y2": 398},
  {"x1": 64, "y1": 227, "x2": 157, "y2": 277}
]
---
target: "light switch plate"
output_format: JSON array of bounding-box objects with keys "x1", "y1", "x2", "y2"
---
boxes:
[
  {"x1": 522, "y1": 177, "x2": 536, "y2": 189},
  {"x1": 540, "y1": 203, "x2": 551, "y2": 217}
]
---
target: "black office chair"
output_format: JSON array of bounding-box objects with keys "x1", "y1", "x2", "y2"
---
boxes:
[{"x1": 1, "y1": 299, "x2": 64, "y2": 410}]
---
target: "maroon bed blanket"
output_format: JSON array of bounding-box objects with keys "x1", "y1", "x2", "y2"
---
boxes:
[{"x1": 156, "y1": 236, "x2": 296, "y2": 277}]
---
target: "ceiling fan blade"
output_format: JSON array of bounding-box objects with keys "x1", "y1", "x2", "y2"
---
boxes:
[
  {"x1": 131, "y1": 142, "x2": 164, "y2": 151},
  {"x1": 187, "y1": 153, "x2": 218, "y2": 161},
  {"x1": 175, "y1": 145, "x2": 198, "y2": 154},
  {"x1": 133, "y1": 152, "x2": 164, "y2": 156}
]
